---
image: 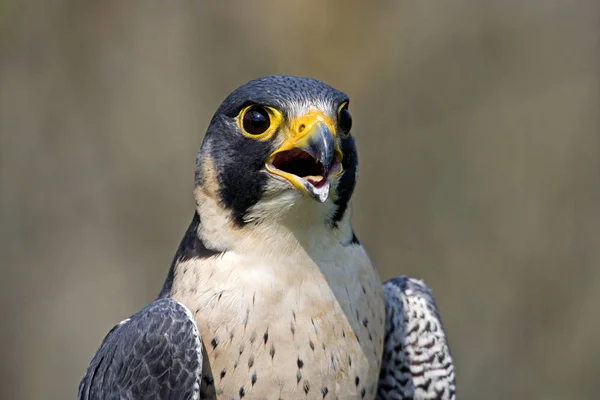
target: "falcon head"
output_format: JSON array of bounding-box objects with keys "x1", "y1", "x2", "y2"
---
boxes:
[{"x1": 195, "y1": 76, "x2": 358, "y2": 228}]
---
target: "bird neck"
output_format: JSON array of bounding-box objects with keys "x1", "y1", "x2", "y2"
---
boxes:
[{"x1": 192, "y1": 185, "x2": 354, "y2": 256}]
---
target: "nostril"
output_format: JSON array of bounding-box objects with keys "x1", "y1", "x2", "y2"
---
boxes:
[{"x1": 298, "y1": 124, "x2": 306, "y2": 133}]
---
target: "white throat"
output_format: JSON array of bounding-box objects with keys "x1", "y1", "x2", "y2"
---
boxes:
[{"x1": 193, "y1": 184, "x2": 354, "y2": 257}]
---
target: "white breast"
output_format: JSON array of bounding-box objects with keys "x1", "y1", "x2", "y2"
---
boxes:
[{"x1": 172, "y1": 231, "x2": 385, "y2": 399}]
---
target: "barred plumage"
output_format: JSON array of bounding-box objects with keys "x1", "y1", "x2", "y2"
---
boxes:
[
  {"x1": 377, "y1": 276, "x2": 456, "y2": 400},
  {"x1": 78, "y1": 299, "x2": 202, "y2": 400}
]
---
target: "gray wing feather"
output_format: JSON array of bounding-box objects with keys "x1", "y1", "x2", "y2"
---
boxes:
[
  {"x1": 377, "y1": 276, "x2": 456, "y2": 400},
  {"x1": 78, "y1": 298, "x2": 202, "y2": 400}
]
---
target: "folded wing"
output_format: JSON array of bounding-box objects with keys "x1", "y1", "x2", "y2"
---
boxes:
[
  {"x1": 78, "y1": 298, "x2": 202, "y2": 400},
  {"x1": 377, "y1": 276, "x2": 456, "y2": 400}
]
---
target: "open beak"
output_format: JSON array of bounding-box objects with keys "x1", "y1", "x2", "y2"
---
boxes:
[{"x1": 266, "y1": 111, "x2": 343, "y2": 203}]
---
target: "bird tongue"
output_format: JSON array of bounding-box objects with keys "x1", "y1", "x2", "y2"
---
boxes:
[
  {"x1": 270, "y1": 148, "x2": 332, "y2": 202},
  {"x1": 305, "y1": 175, "x2": 327, "y2": 188},
  {"x1": 272, "y1": 149, "x2": 327, "y2": 183},
  {"x1": 309, "y1": 180, "x2": 331, "y2": 203}
]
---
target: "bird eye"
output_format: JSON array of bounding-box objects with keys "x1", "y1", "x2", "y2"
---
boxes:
[
  {"x1": 242, "y1": 106, "x2": 271, "y2": 135},
  {"x1": 338, "y1": 103, "x2": 352, "y2": 135}
]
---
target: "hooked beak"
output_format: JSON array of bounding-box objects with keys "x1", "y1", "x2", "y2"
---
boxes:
[{"x1": 266, "y1": 111, "x2": 343, "y2": 202}]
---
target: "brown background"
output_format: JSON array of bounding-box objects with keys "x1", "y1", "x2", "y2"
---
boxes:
[{"x1": 1, "y1": 1, "x2": 598, "y2": 399}]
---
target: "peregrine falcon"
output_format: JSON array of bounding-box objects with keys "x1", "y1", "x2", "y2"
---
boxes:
[{"x1": 79, "y1": 76, "x2": 456, "y2": 400}]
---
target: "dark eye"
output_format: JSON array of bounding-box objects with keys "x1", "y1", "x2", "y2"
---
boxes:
[
  {"x1": 338, "y1": 104, "x2": 352, "y2": 135},
  {"x1": 242, "y1": 106, "x2": 271, "y2": 135}
]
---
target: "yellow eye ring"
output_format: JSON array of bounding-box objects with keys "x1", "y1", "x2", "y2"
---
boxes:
[
  {"x1": 237, "y1": 105, "x2": 282, "y2": 140},
  {"x1": 337, "y1": 101, "x2": 352, "y2": 137}
]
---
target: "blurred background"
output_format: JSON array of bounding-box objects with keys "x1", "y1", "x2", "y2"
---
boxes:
[{"x1": 0, "y1": 1, "x2": 598, "y2": 399}]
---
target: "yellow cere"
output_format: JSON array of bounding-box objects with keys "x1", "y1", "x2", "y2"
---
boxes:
[
  {"x1": 276, "y1": 110, "x2": 338, "y2": 152},
  {"x1": 265, "y1": 110, "x2": 344, "y2": 196}
]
